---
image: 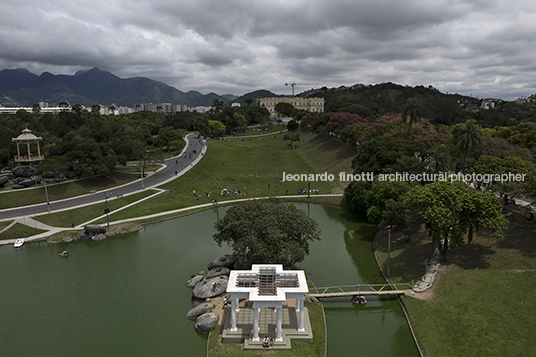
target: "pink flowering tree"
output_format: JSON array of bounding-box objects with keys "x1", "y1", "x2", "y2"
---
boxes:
[{"x1": 324, "y1": 112, "x2": 367, "y2": 137}]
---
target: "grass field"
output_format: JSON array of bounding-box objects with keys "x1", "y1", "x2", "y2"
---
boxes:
[
  {"x1": 375, "y1": 206, "x2": 536, "y2": 357},
  {"x1": 227, "y1": 125, "x2": 287, "y2": 137},
  {"x1": 0, "y1": 223, "x2": 46, "y2": 240},
  {"x1": 93, "y1": 132, "x2": 355, "y2": 224}
]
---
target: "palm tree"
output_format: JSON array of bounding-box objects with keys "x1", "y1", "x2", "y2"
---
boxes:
[
  {"x1": 425, "y1": 144, "x2": 452, "y2": 175},
  {"x1": 506, "y1": 117, "x2": 518, "y2": 126},
  {"x1": 451, "y1": 119, "x2": 482, "y2": 172},
  {"x1": 401, "y1": 97, "x2": 423, "y2": 135}
]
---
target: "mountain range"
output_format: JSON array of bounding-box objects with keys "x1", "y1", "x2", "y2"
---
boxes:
[{"x1": 0, "y1": 67, "x2": 248, "y2": 108}]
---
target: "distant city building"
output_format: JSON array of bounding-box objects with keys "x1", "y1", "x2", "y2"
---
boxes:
[
  {"x1": 480, "y1": 98, "x2": 503, "y2": 110},
  {"x1": 133, "y1": 103, "x2": 188, "y2": 113},
  {"x1": 117, "y1": 106, "x2": 132, "y2": 114},
  {"x1": 0, "y1": 107, "x2": 72, "y2": 114},
  {"x1": 258, "y1": 97, "x2": 324, "y2": 114}
]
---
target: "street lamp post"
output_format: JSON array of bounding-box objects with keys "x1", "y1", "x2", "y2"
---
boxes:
[
  {"x1": 387, "y1": 226, "x2": 391, "y2": 276},
  {"x1": 42, "y1": 180, "x2": 50, "y2": 213},
  {"x1": 104, "y1": 194, "x2": 110, "y2": 228},
  {"x1": 214, "y1": 177, "x2": 219, "y2": 203}
]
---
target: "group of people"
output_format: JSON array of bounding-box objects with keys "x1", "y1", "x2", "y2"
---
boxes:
[
  {"x1": 220, "y1": 186, "x2": 248, "y2": 197},
  {"x1": 262, "y1": 336, "x2": 274, "y2": 349},
  {"x1": 298, "y1": 188, "x2": 319, "y2": 195}
]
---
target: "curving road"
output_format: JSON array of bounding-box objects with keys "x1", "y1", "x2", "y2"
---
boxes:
[{"x1": 0, "y1": 133, "x2": 205, "y2": 222}]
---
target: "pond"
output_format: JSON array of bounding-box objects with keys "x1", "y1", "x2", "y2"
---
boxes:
[{"x1": 0, "y1": 203, "x2": 419, "y2": 356}]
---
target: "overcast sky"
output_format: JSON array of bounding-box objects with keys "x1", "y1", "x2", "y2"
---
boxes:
[{"x1": 1, "y1": 0, "x2": 535, "y2": 100}]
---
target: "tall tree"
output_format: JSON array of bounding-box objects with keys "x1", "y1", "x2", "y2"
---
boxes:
[
  {"x1": 401, "y1": 97, "x2": 424, "y2": 135},
  {"x1": 406, "y1": 181, "x2": 507, "y2": 259},
  {"x1": 452, "y1": 119, "x2": 482, "y2": 172},
  {"x1": 213, "y1": 199, "x2": 321, "y2": 267}
]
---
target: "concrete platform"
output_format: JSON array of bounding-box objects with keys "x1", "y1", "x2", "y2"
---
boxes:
[{"x1": 221, "y1": 303, "x2": 313, "y2": 350}]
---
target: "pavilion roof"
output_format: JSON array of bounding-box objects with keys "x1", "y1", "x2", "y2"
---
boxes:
[{"x1": 12, "y1": 128, "x2": 42, "y2": 142}]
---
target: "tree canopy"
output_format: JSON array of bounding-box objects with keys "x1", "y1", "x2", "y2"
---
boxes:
[{"x1": 213, "y1": 199, "x2": 321, "y2": 267}]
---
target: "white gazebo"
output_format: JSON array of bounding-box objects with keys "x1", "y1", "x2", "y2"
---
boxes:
[
  {"x1": 12, "y1": 127, "x2": 44, "y2": 163},
  {"x1": 225, "y1": 264, "x2": 310, "y2": 345}
]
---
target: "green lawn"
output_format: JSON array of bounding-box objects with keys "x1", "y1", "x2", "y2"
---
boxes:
[
  {"x1": 0, "y1": 223, "x2": 46, "y2": 240},
  {"x1": 101, "y1": 132, "x2": 353, "y2": 223},
  {"x1": 376, "y1": 208, "x2": 536, "y2": 356},
  {"x1": 227, "y1": 125, "x2": 287, "y2": 137}
]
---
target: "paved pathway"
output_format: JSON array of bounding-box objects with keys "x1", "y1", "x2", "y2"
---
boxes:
[
  {"x1": 413, "y1": 249, "x2": 441, "y2": 293},
  {"x1": 0, "y1": 194, "x2": 343, "y2": 245}
]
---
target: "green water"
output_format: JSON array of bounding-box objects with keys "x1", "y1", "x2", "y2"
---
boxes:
[{"x1": 0, "y1": 204, "x2": 419, "y2": 357}]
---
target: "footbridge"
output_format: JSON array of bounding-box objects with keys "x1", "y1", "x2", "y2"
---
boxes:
[{"x1": 308, "y1": 283, "x2": 411, "y2": 299}]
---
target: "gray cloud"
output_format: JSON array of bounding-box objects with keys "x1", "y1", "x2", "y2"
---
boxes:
[{"x1": 0, "y1": 0, "x2": 535, "y2": 100}]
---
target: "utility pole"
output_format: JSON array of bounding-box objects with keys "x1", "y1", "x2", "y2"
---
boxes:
[
  {"x1": 214, "y1": 177, "x2": 219, "y2": 203},
  {"x1": 141, "y1": 162, "x2": 145, "y2": 190},
  {"x1": 387, "y1": 226, "x2": 391, "y2": 276},
  {"x1": 308, "y1": 167, "x2": 311, "y2": 199}
]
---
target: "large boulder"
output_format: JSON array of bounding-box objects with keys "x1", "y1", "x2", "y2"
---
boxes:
[
  {"x1": 192, "y1": 276, "x2": 228, "y2": 299},
  {"x1": 75, "y1": 232, "x2": 90, "y2": 240},
  {"x1": 186, "y1": 275, "x2": 204, "y2": 288},
  {"x1": 84, "y1": 225, "x2": 106, "y2": 239},
  {"x1": 12, "y1": 165, "x2": 36, "y2": 178},
  {"x1": 185, "y1": 303, "x2": 214, "y2": 320},
  {"x1": 19, "y1": 179, "x2": 34, "y2": 187},
  {"x1": 91, "y1": 233, "x2": 107, "y2": 241},
  {"x1": 0, "y1": 176, "x2": 8, "y2": 187},
  {"x1": 191, "y1": 295, "x2": 206, "y2": 307},
  {"x1": 194, "y1": 312, "x2": 219, "y2": 334},
  {"x1": 207, "y1": 254, "x2": 236, "y2": 270},
  {"x1": 205, "y1": 267, "x2": 230, "y2": 279}
]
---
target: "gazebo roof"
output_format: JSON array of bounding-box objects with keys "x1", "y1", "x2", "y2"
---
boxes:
[
  {"x1": 12, "y1": 128, "x2": 42, "y2": 142},
  {"x1": 227, "y1": 264, "x2": 308, "y2": 302}
]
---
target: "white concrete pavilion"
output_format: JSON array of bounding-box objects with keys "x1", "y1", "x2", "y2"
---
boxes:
[
  {"x1": 12, "y1": 127, "x2": 44, "y2": 163},
  {"x1": 223, "y1": 264, "x2": 313, "y2": 350}
]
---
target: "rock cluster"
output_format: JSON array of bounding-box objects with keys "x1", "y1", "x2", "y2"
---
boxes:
[
  {"x1": 184, "y1": 254, "x2": 236, "y2": 334},
  {"x1": 0, "y1": 165, "x2": 70, "y2": 190},
  {"x1": 75, "y1": 225, "x2": 107, "y2": 240}
]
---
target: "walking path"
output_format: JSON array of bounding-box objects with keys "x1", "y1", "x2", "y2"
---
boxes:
[
  {"x1": 412, "y1": 249, "x2": 441, "y2": 293},
  {"x1": 0, "y1": 194, "x2": 343, "y2": 246}
]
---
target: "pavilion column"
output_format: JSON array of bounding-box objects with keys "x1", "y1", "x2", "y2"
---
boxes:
[
  {"x1": 27, "y1": 142, "x2": 31, "y2": 158},
  {"x1": 276, "y1": 305, "x2": 283, "y2": 341},
  {"x1": 16, "y1": 143, "x2": 20, "y2": 159},
  {"x1": 252, "y1": 305, "x2": 260, "y2": 341},
  {"x1": 230, "y1": 295, "x2": 237, "y2": 331},
  {"x1": 37, "y1": 142, "x2": 41, "y2": 157},
  {"x1": 298, "y1": 298, "x2": 305, "y2": 332},
  {"x1": 295, "y1": 298, "x2": 300, "y2": 312}
]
